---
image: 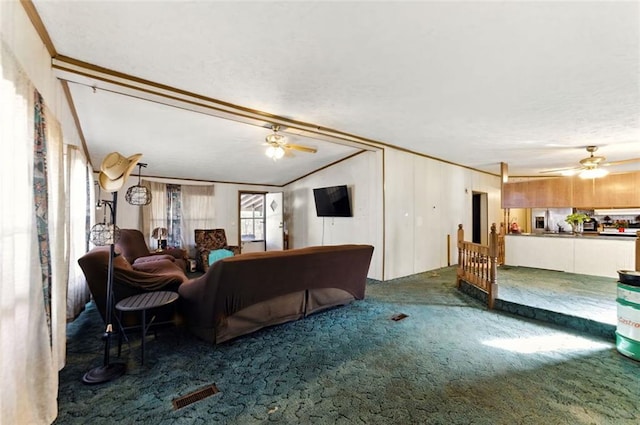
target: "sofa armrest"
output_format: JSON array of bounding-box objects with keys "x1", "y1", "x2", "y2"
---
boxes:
[
  {"x1": 197, "y1": 248, "x2": 211, "y2": 273},
  {"x1": 225, "y1": 245, "x2": 241, "y2": 256}
]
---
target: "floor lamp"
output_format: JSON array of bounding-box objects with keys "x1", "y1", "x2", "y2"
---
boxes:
[
  {"x1": 83, "y1": 192, "x2": 126, "y2": 384},
  {"x1": 83, "y1": 151, "x2": 142, "y2": 383}
]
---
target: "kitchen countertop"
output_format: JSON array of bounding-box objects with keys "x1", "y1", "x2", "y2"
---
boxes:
[{"x1": 508, "y1": 232, "x2": 637, "y2": 241}]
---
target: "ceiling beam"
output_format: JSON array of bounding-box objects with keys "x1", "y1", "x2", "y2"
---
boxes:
[{"x1": 51, "y1": 55, "x2": 380, "y2": 152}]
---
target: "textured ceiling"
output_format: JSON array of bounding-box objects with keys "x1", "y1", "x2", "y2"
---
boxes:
[{"x1": 33, "y1": 1, "x2": 640, "y2": 184}]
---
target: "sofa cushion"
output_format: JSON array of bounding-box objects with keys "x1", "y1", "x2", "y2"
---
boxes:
[{"x1": 134, "y1": 254, "x2": 176, "y2": 264}]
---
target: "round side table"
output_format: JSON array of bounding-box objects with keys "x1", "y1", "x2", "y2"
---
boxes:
[{"x1": 115, "y1": 291, "x2": 179, "y2": 365}]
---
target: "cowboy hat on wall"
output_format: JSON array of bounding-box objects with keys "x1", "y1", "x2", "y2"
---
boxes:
[{"x1": 98, "y1": 152, "x2": 143, "y2": 193}]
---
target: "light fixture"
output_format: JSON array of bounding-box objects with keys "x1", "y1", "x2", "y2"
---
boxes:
[
  {"x1": 265, "y1": 145, "x2": 285, "y2": 160},
  {"x1": 89, "y1": 200, "x2": 120, "y2": 246},
  {"x1": 265, "y1": 125, "x2": 286, "y2": 161},
  {"x1": 579, "y1": 168, "x2": 609, "y2": 179},
  {"x1": 152, "y1": 227, "x2": 168, "y2": 250},
  {"x1": 125, "y1": 163, "x2": 152, "y2": 206},
  {"x1": 265, "y1": 126, "x2": 285, "y2": 145}
]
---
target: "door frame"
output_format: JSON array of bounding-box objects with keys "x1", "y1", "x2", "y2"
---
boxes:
[{"x1": 238, "y1": 190, "x2": 267, "y2": 250}]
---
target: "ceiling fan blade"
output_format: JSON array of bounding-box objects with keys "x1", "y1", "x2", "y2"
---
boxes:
[
  {"x1": 539, "y1": 166, "x2": 582, "y2": 174},
  {"x1": 602, "y1": 157, "x2": 640, "y2": 167},
  {"x1": 285, "y1": 143, "x2": 317, "y2": 154}
]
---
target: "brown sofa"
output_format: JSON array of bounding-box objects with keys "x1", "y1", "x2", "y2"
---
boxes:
[
  {"x1": 178, "y1": 244, "x2": 374, "y2": 344},
  {"x1": 78, "y1": 246, "x2": 189, "y2": 327}
]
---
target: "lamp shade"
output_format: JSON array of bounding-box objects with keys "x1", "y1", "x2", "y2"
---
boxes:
[
  {"x1": 152, "y1": 227, "x2": 168, "y2": 240},
  {"x1": 89, "y1": 223, "x2": 120, "y2": 246},
  {"x1": 265, "y1": 145, "x2": 285, "y2": 160},
  {"x1": 125, "y1": 184, "x2": 152, "y2": 205}
]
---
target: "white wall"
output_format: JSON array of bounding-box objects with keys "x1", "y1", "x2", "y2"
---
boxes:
[
  {"x1": 1, "y1": 2, "x2": 82, "y2": 148},
  {"x1": 384, "y1": 148, "x2": 502, "y2": 280},
  {"x1": 285, "y1": 151, "x2": 384, "y2": 280},
  {"x1": 111, "y1": 174, "x2": 275, "y2": 246}
]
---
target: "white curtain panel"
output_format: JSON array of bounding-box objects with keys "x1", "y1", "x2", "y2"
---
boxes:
[
  {"x1": 142, "y1": 180, "x2": 168, "y2": 248},
  {"x1": 181, "y1": 184, "x2": 215, "y2": 258},
  {"x1": 66, "y1": 146, "x2": 92, "y2": 322},
  {"x1": 44, "y1": 104, "x2": 67, "y2": 373},
  {"x1": 0, "y1": 41, "x2": 57, "y2": 424}
]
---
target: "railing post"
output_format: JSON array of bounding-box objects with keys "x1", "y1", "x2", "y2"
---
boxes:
[
  {"x1": 457, "y1": 224, "x2": 464, "y2": 287},
  {"x1": 636, "y1": 230, "x2": 640, "y2": 272},
  {"x1": 488, "y1": 223, "x2": 498, "y2": 309},
  {"x1": 497, "y1": 222, "x2": 506, "y2": 265}
]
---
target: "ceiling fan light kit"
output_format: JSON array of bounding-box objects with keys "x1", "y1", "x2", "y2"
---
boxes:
[
  {"x1": 265, "y1": 144, "x2": 285, "y2": 160},
  {"x1": 542, "y1": 145, "x2": 638, "y2": 179},
  {"x1": 264, "y1": 124, "x2": 317, "y2": 161},
  {"x1": 579, "y1": 168, "x2": 609, "y2": 179}
]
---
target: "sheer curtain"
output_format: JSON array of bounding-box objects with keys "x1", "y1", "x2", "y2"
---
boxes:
[
  {"x1": 0, "y1": 41, "x2": 57, "y2": 424},
  {"x1": 66, "y1": 146, "x2": 92, "y2": 321},
  {"x1": 142, "y1": 180, "x2": 167, "y2": 247},
  {"x1": 181, "y1": 184, "x2": 215, "y2": 258}
]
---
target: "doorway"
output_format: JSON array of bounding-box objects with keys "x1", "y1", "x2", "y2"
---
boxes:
[
  {"x1": 239, "y1": 191, "x2": 284, "y2": 252},
  {"x1": 472, "y1": 192, "x2": 488, "y2": 245}
]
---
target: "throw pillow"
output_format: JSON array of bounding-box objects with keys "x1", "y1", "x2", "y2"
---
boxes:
[{"x1": 208, "y1": 248, "x2": 234, "y2": 266}]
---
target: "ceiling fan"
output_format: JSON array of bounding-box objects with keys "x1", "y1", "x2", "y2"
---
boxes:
[
  {"x1": 540, "y1": 145, "x2": 640, "y2": 178},
  {"x1": 264, "y1": 125, "x2": 317, "y2": 160}
]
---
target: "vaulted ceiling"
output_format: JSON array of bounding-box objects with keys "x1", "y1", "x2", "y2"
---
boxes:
[{"x1": 31, "y1": 1, "x2": 640, "y2": 186}]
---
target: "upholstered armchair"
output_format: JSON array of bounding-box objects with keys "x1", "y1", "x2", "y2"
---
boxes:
[
  {"x1": 116, "y1": 229, "x2": 187, "y2": 271},
  {"x1": 194, "y1": 229, "x2": 240, "y2": 272},
  {"x1": 78, "y1": 246, "x2": 188, "y2": 327}
]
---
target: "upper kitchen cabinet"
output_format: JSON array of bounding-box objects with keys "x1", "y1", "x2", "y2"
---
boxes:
[
  {"x1": 503, "y1": 171, "x2": 640, "y2": 209},
  {"x1": 573, "y1": 171, "x2": 640, "y2": 208},
  {"x1": 502, "y1": 177, "x2": 572, "y2": 208}
]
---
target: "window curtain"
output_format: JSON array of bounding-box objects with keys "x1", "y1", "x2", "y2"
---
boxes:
[
  {"x1": 42, "y1": 102, "x2": 67, "y2": 372},
  {"x1": 181, "y1": 184, "x2": 215, "y2": 258},
  {"x1": 0, "y1": 40, "x2": 57, "y2": 424},
  {"x1": 142, "y1": 180, "x2": 167, "y2": 248},
  {"x1": 166, "y1": 184, "x2": 182, "y2": 248},
  {"x1": 65, "y1": 146, "x2": 92, "y2": 320}
]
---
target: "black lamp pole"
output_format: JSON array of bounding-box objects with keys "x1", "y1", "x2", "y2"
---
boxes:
[{"x1": 82, "y1": 191, "x2": 126, "y2": 384}]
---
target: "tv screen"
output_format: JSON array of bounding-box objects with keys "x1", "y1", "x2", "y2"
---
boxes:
[{"x1": 313, "y1": 185, "x2": 352, "y2": 217}]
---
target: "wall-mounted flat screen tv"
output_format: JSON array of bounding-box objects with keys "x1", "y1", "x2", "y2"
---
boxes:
[{"x1": 313, "y1": 185, "x2": 352, "y2": 217}]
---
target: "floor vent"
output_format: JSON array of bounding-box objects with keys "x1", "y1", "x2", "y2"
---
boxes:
[{"x1": 172, "y1": 384, "x2": 220, "y2": 410}]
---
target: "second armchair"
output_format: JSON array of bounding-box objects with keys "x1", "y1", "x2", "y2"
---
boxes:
[{"x1": 194, "y1": 229, "x2": 240, "y2": 272}]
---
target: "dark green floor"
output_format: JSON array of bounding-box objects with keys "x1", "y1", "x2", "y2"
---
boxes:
[
  {"x1": 496, "y1": 265, "x2": 617, "y2": 325},
  {"x1": 55, "y1": 266, "x2": 639, "y2": 424}
]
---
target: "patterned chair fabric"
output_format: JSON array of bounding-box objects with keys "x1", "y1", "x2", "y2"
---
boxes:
[{"x1": 194, "y1": 229, "x2": 240, "y2": 272}]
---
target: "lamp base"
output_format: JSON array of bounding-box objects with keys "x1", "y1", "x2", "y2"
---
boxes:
[{"x1": 82, "y1": 362, "x2": 126, "y2": 385}]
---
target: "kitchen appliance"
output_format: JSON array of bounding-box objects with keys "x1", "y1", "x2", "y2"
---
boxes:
[{"x1": 582, "y1": 218, "x2": 598, "y2": 232}]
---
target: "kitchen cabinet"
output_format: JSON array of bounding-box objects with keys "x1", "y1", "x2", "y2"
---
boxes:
[
  {"x1": 505, "y1": 234, "x2": 636, "y2": 278},
  {"x1": 503, "y1": 171, "x2": 640, "y2": 208},
  {"x1": 502, "y1": 178, "x2": 571, "y2": 208}
]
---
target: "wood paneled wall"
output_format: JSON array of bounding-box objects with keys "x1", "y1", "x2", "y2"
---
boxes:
[{"x1": 502, "y1": 171, "x2": 640, "y2": 208}]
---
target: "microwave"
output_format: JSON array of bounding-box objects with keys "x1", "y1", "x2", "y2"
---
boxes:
[{"x1": 583, "y1": 219, "x2": 598, "y2": 232}]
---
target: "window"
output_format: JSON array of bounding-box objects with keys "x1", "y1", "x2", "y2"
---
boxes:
[{"x1": 240, "y1": 192, "x2": 265, "y2": 242}]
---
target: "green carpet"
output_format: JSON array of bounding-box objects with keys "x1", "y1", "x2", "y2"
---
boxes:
[{"x1": 55, "y1": 267, "x2": 640, "y2": 424}]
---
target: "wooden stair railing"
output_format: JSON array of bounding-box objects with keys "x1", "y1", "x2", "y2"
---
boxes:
[{"x1": 457, "y1": 223, "x2": 499, "y2": 309}]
